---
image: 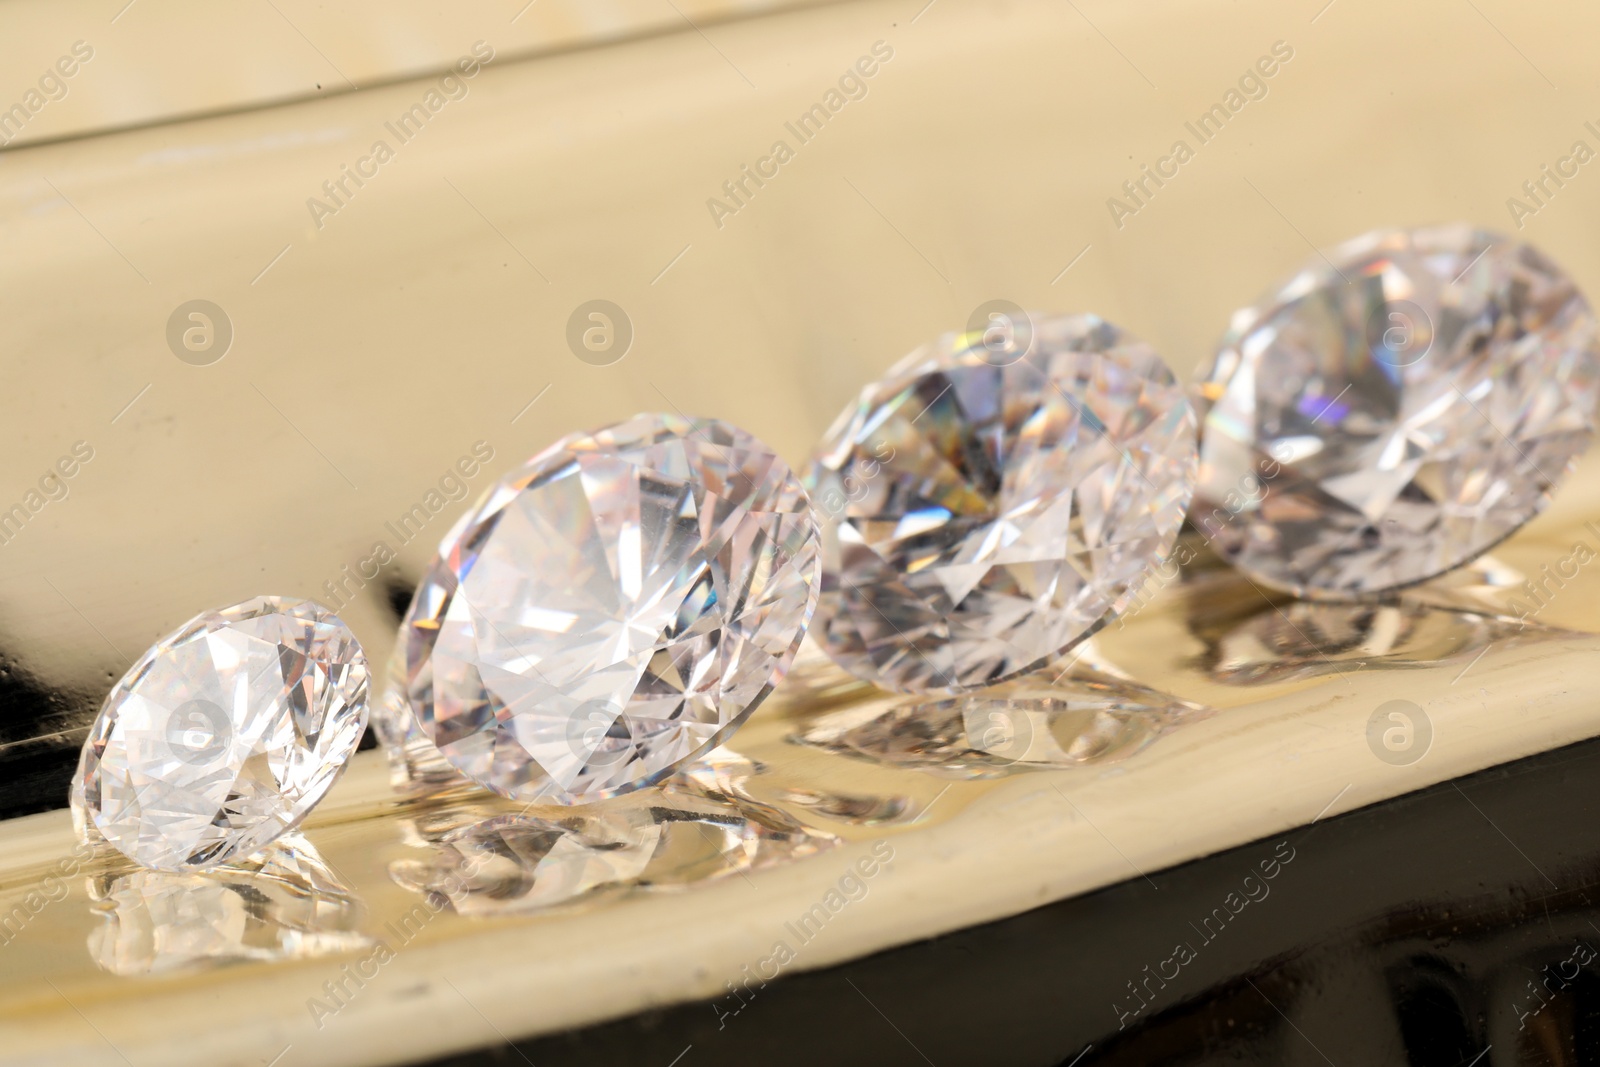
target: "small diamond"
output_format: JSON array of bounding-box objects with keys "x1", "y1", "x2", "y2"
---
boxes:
[
  {"x1": 74, "y1": 597, "x2": 369, "y2": 871},
  {"x1": 399, "y1": 413, "x2": 821, "y2": 804},
  {"x1": 805, "y1": 313, "x2": 1199, "y2": 693},
  {"x1": 1193, "y1": 225, "x2": 1600, "y2": 597}
]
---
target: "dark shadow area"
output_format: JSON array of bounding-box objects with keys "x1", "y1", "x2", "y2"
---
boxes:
[{"x1": 0, "y1": 654, "x2": 101, "y2": 818}]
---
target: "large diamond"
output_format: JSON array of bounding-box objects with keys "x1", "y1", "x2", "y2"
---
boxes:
[
  {"x1": 805, "y1": 313, "x2": 1198, "y2": 693},
  {"x1": 399, "y1": 413, "x2": 821, "y2": 804},
  {"x1": 1193, "y1": 225, "x2": 1600, "y2": 597},
  {"x1": 73, "y1": 597, "x2": 369, "y2": 871}
]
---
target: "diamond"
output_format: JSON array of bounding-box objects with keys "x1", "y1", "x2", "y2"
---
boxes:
[
  {"x1": 1193, "y1": 225, "x2": 1600, "y2": 597},
  {"x1": 373, "y1": 644, "x2": 476, "y2": 798},
  {"x1": 805, "y1": 313, "x2": 1199, "y2": 693},
  {"x1": 398, "y1": 413, "x2": 821, "y2": 804},
  {"x1": 73, "y1": 597, "x2": 369, "y2": 871}
]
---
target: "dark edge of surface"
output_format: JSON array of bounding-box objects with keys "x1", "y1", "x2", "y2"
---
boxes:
[{"x1": 410, "y1": 729, "x2": 1600, "y2": 1067}]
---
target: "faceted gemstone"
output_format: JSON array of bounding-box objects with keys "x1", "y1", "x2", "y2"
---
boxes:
[
  {"x1": 1193, "y1": 225, "x2": 1600, "y2": 598},
  {"x1": 805, "y1": 313, "x2": 1199, "y2": 694},
  {"x1": 73, "y1": 597, "x2": 369, "y2": 871},
  {"x1": 399, "y1": 413, "x2": 821, "y2": 805},
  {"x1": 373, "y1": 644, "x2": 476, "y2": 798}
]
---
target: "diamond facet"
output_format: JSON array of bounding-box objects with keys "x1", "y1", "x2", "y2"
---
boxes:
[
  {"x1": 805, "y1": 314, "x2": 1199, "y2": 693},
  {"x1": 399, "y1": 413, "x2": 821, "y2": 804},
  {"x1": 1193, "y1": 225, "x2": 1600, "y2": 597},
  {"x1": 74, "y1": 597, "x2": 369, "y2": 871}
]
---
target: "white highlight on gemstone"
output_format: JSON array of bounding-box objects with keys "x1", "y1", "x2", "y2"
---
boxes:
[
  {"x1": 73, "y1": 597, "x2": 369, "y2": 872},
  {"x1": 1192, "y1": 225, "x2": 1600, "y2": 598},
  {"x1": 805, "y1": 313, "x2": 1199, "y2": 694},
  {"x1": 398, "y1": 413, "x2": 821, "y2": 805}
]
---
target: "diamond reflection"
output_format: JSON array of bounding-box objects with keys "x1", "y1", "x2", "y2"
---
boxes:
[
  {"x1": 795, "y1": 674, "x2": 1207, "y2": 780},
  {"x1": 389, "y1": 782, "x2": 837, "y2": 917},
  {"x1": 1187, "y1": 570, "x2": 1541, "y2": 686},
  {"x1": 674, "y1": 745, "x2": 921, "y2": 827},
  {"x1": 778, "y1": 788, "x2": 915, "y2": 826},
  {"x1": 87, "y1": 834, "x2": 369, "y2": 977}
]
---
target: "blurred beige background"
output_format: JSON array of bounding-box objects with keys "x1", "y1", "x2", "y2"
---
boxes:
[
  {"x1": 0, "y1": 0, "x2": 835, "y2": 147},
  {"x1": 1, "y1": 0, "x2": 1598, "y2": 703}
]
